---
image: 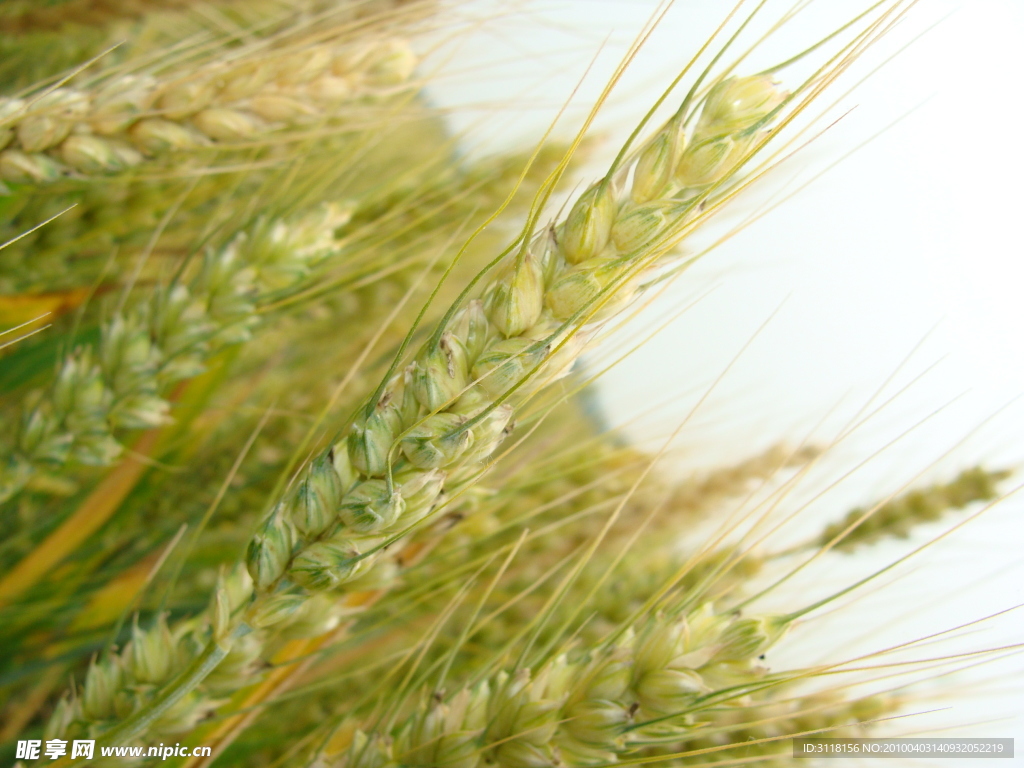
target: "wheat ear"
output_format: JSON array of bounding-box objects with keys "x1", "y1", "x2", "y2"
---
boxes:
[
  {"x1": 247, "y1": 74, "x2": 792, "y2": 604},
  {"x1": 0, "y1": 35, "x2": 416, "y2": 184},
  {"x1": 42, "y1": 72, "x2": 793, "y2": 749},
  {"x1": 0, "y1": 204, "x2": 350, "y2": 504},
  {"x1": 331, "y1": 601, "x2": 791, "y2": 768},
  {"x1": 816, "y1": 467, "x2": 1010, "y2": 552}
]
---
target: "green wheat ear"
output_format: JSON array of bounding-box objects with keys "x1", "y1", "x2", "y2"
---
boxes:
[
  {"x1": 817, "y1": 467, "x2": 1011, "y2": 552},
  {"x1": 326, "y1": 602, "x2": 792, "y2": 768},
  {"x1": 34, "y1": 43, "x2": 799, "y2": 749},
  {"x1": 0, "y1": 204, "x2": 351, "y2": 505}
]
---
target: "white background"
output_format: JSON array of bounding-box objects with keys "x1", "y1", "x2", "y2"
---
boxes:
[{"x1": 423, "y1": 0, "x2": 1024, "y2": 759}]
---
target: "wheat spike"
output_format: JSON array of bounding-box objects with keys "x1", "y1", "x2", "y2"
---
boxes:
[
  {"x1": 0, "y1": 35, "x2": 416, "y2": 185},
  {"x1": 0, "y1": 204, "x2": 350, "y2": 504},
  {"x1": 39, "y1": 68, "x2": 794, "y2": 749},
  {"x1": 330, "y1": 602, "x2": 789, "y2": 768},
  {"x1": 818, "y1": 467, "x2": 1010, "y2": 552}
]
